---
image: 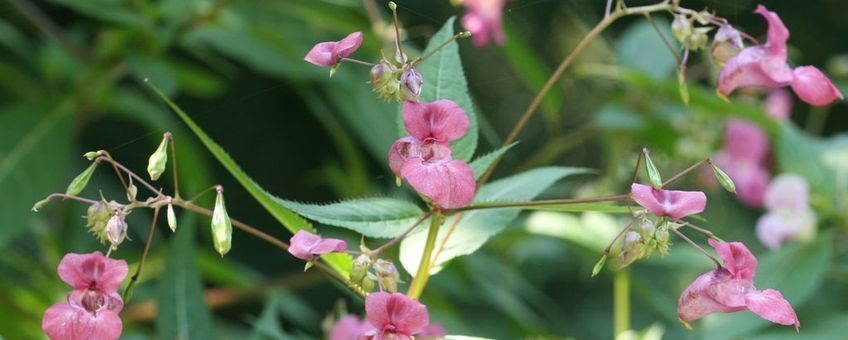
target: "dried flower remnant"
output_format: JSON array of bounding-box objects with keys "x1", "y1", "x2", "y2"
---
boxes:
[{"x1": 678, "y1": 240, "x2": 800, "y2": 330}]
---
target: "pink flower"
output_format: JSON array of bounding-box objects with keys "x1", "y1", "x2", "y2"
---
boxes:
[
  {"x1": 288, "y1": 230, "x2": 347, "y2": 261},
  {"x1": 756, "y1": 174, "x2": 816, "y2": 250},
  {"x1": 364, "y1": 292, "x2": 429, "y2": 340},
  {"x1": 418, "y1": 323, "x2": 447, "y2": 338},
  {"x1": 42, "y1": 252, "x2": 128, "y2": 340},
  {"x1": 764, "y1": 89, "x2": 792, "y2": 120},
  {"x1": 717, "y1": 5, "x2": 842, "y2": 106},
  {"x1": 389, "y1": 100, "x2": 475, "y2": 209},
  {"x1": 678, "y1": 239, "x2": 800, "y2": 330},
  {"x1": 630, "y1": 183, "x2": 707, "y2": 219},
  {"x1": 304, "y1": 32, "x2": 364, "y2": 67},
  {"x1": 330, "y1": 315, "x2": 373, "y2": 340},
  {"x1": 713, "y1": 153, "x2": 770, "y2": 207},
  {"x1": 462, "y1": 0, "x2": 506, "y2": 47}
]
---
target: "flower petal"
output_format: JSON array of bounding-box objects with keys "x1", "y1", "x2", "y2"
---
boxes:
[
  {"x1": 630, "y1": 183, "x2": 666, "y2": 216},
  {"x1": 42, "y1": 303, "x2": 123, "y2": 340},
  {"x1": 764, "y1": 173, "x2": 810, "y2": 211},
  {"x1": 334, "y1": 32, "x2": 364, "y2": 59},
  {"x1": 304, "y1": 41, "x2": 338, "y2": 67},
  {"x1": 462, "y1": 0, "x2": 506, "y2": 47},
  {"x1": 756, "y1": 208, "x2": 816, "y2": 250},
  {"x1": 311, "y1": 238, "x2": 348, "y2": 255},
  {"x1": 402, "y1": 100, "x2": 469, "y2": 142},
  {"x1": 745, "y1": 289, "x2": 800, "y2": 330},
  {"x1": 330, "y1": 315, "x2": 373, "y2": 340},
  {"x1": 677, "y1": 269, "x2": 746, "y2": 322},
  {"x1": 723, "y1": 119, "x2": 770, "y2": 162},
  {"x1": 365, "y1": 292, "x2": 429, "y2": 337},
  {"x1": 754, "y1": 5, "x2": 789, "y2": 58},
  {"x1": 708, "y1": 239, "x2": 757, "y2": 281},
  {"x1": 401, "y1": 158, "x2": 475, "y2": 209},
  {"x1": 288, "y1": 230, "x2": 322, "y2": 261},
  {"x1": 57, "y1": 252, "x2": 128, "y2": 293},
  {"x1": 717, "y1": 46, "x2": 794, "y2": 96},
  {"x1": 630, "y1": 184, "x2": 706, "y2": 219},
  {"x1": 388, "y1": 137, "x2": 419, "y2": 177},
  {"x1": 790, "y1": 66, "x2": 844, "y2": 106}
]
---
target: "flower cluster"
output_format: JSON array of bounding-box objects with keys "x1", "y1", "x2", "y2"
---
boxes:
[
  {"x1": 42, "y1": 252, "x2": 128, "y2": 340},
  {"x1": 390, "y1": 100, "x2": 476, "y2": 209},
  {"x1": 755, "y1": 174, "x2": 817, "y2": 250},
  {"x1": 717, "y1": 5, "x2": 843, "y2": 106},
  {"x1": 330, "y1": 292, "x2": 444, "y2": 340},
  {"x1": 678, "y1": 239, "x2": 800, "y2": 329}
]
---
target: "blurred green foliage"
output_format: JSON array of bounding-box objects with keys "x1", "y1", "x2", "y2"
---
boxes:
[{"x1": 1, "y1": 0, "x2": 847, "y2": 339}]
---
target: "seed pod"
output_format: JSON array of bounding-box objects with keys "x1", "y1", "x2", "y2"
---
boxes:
[
  {"x1": 618, "y1": 231, "x2": 644, "y2": 267},
  {"x1": 167, "y1": 203, "x2": 177, "y2": 232},
  {"x1": 147, "y1": 134, "x2": 169, "y2": 181},
  {"x1": 373, "y1": 259, "x2": 400, "y2": 293},
  {"x1": 370, "y1": 61, "x2": 400, "y2": 101},
  {"x1": 710, "y1": 162, "x2": 737, "y2": 194},
  {"x1": 86, "y1": 201, "x2": 112, "y2": 243},
  {"x1": 399, "y1": 67, "x2": 424, "y2": 102},
  {"x1": 644, "y1": 149, "x2": 663, "y2": 189},
  {"x1": 350, "y1": 254, "x2": 371, "y2": 284},
  {"x1": 106, "y1": 213, "x2": 128, "y2": 249},
  {"x1": 66, "y1": 162, "x2": 98, "y2": 196},
  {"x1": 211, "y1": 186, "x2": 232, "y2": 257},
  {"x1": 361, "y1": 273, "x2": 376, "y2": 292}
]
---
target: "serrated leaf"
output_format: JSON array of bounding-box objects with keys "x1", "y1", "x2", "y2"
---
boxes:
[
  {"x1": 156, "y1": 216, "x2": 214, "y2": 339},
  {"x1": 413, "y1": 16, "x2": 478, "y2": 161},
  {"x1": 148, "y1": 82, "x2": 354, "y2": 275},
  {"x1": 400, "y1": 167, "x2": 590, "y2": 276},
  {"x1": 276, "y1": 197, "x2": 424, "y2": 238},
  {"x1": 469, "y1": 143, "x2": 517, "y2": 179}
]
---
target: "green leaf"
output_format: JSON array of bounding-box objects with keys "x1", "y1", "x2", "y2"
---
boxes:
[
  {"x1": 701, "y1": 233, "x2": 832, "y2": 339},
  {"x1": 525, "y1": 211, "x2": 621, "y2": 253},
  {"x1": 65, "y1": 161, "x2": 98, "y2": 196},
  {"x1": 156, "y1": 217, "x2": 214, "y2": 339},
  {"x1": 775, "y1": 123, "x2": 836, "y2": 202},
  {"x1": 415, "y1": 16, "x2": 478, "y2": 161},
  {"x1": 400, "y1": 167, "x2": 590, "y2": 275},
  {"x1": 615, "y1": 19, "x2": 677, "y2": 80},
  {"x1": 469, "y1": 143, "x2": 517, "y2": 179},
  {"x1": 522, "y1": 203, "x2": 632, "y2": 214},
  {"x1": 276, "y1": 197, "x2": 424, "y2": 238},
  {"x1": 0, "y1": 100, "x2": 73, "y2": 249},
  {"x1": 148, "y1": 82, "x2": 353, "y2": 275}
]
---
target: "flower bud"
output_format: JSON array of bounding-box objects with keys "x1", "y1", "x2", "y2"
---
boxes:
[
  {"x1": 655, "y1": 228, "x2": 670, "y2": 256},
  {"x1": 686, "y1": 27, "x2": 712, "y2": 51},
  {"x1": 399, "y1": 67, "x2": 424, "y2": 102},
  {"x1": 211, "y1": 186, "x2": 232, "y2": 257},
  {"x1": 711, "y1": 25, "x2": 743, "y2": 66},
  {"x1": 106, "y1": 213, "x2": 128, "y2": 249},
  {"x1": 373, "y1": 259, "x2": 400, "y2": 293},
  {"x1": 370, "y1": 61, "x2": 400, "y2": 101},
  {"x1": 127, "y1": 182, "x2": 138, "y2": 201},
  {"x1": 638, "y1": 219, "x2": 655, "y2": 237},
  {"x1": 147, "y1": 133, "x2": 169, "y2": 181},
  {"x1": 167, "y1": 203, "x2": 177, "y2": 232},
  {"x1": 350, "y1": 254, "x2": 371, "y2": 283},
  {"x1": 671, "y1": 15, "x2": 692, "y2": 43},
  {"x1": 66, "y1": 162, "x2": 98, "y2": 196},
  {"x1": 86, "y1": 201, "x2": 112, "y2": 244},
  {"x1": 618, "y1": 231, "x2": 644, "y2": 267},
  {"x1": 361, "y1": 273, "x2": 376, "y2": 292}
]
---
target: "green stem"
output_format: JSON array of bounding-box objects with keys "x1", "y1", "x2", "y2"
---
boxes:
[
  {"x1": 447, "y1": 194, "x2": 631, "y2": 214},
  {"x1": 613, "y1": 269, "x2": 631, "y2": 336},
  {"x1": 406, "y1": 214, "x2": 444, "y2": 299}
]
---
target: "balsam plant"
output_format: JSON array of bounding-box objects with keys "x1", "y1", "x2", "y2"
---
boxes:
[{"x1": 30, "y1": 1, "x2": 844, "y2": 339}]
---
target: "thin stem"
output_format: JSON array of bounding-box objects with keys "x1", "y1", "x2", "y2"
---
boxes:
[
  {"x1": 644, "y1": 13, "x2": 681, "y2": 64},
  {"x1": 187, "y1": 185, "x2": 219, "y2": 203},
  {"x1": 412, "y1": 32, "x2": 468, "y2": 66},
  {"x1": 678, "y1": 220, "x2": 724, "y2": 242},
  {"x1": 388, "y1": 1, "x2": 406, "y2": 63},
  {"x1": 371, "y1": 212, "x2": 432, "y2": 255},
  {"x1": 407, "y1": 214, "x2": 443, "y2": 299},
  {"x1": 172, "y1": 199, "x2": 365, "y2": 298},
  {"x1": 100, "y1": 151, "x2": 129, "y2": 193},
  {"x1": 604, "y1": 218, "x2": 638, "y2": 255},
  {"x1": 97, "y1": 156, "x2": 161, "y2": 196},
  {"x1": 631, "y1": 148, "x2": 646, "y2": 184},
  {"x1": 671, "y1": 228, "x2": 721, "y2": 267},
  {"x1": 46, "y1": 193, "x2": 98, "y2": 205},
  {"x1": 613, "y1": 269, "x2": 631, "y2": 337},
  {"x1": 605, "y1": 0, "x2": 614, "y2": 18},
  {"x1": 166, "y1": 132, "x2": 180, "y2": 199},
  {"x1": 340, "y1": 57, "x2": 376, "y2": 67},
  {"x1": 447, "y1": 194, "x2": 631, "y2": 214},
  {"x1": 662, "y1": 158, "x2": 709, "y2": 187},
  {"x1": 479, "y1": 1, "x2": 674, "y2": 186},
  {"x1": 129, "y1": 207, "x2": 159, "y2": 284}
]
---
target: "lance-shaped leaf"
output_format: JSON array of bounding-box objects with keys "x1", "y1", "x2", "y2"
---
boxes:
[
  {"x1": 276, "y1": 197, "x2": 424, "y2": 238},
  {"x1": 65, "y1": 161, "x2": 98, "y2": 196},
  {"x1": 469, "y1": 143, "x2": 517, "y2": 179}
]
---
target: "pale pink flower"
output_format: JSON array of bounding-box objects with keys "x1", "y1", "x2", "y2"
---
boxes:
[
  {"x1": 42, "y1": 252, "x2": 128, "y2": 340},
  {"x1": 364, "y1": 292, "x2": 429, "y2": 340},
  {"x1": 462, "y1": 0, "x2": 506, "y2": 47},
  {"x1": 763, "y1": 89, "x2": 792, "y2": 120},
  {"x1": 717, "y1": 5, "x2": 842, "y2": 106},
  {"x1": 756, "y1": 174, "x2": 816, "y2": 250},
  {"x1": 678, "y1": 240, "x2": 799, "y2": 330},
  {"x1": 288, "y1": 230, "x2": 347, "y2": 261},
  {"x1": 630, "y1": 183, "x2": 707, "y2": 219},
  {"x1": 304, "y1": 32, "x2": 364, "y2": 67},
  {"x1": 389, "y1": 100, "x2": 475, "y2": 209},
  {"x1": 330, "y1": 315, "x2": 373, "y2": 340}
]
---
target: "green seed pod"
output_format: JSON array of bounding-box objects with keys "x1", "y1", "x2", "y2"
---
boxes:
[
  {"x1": 349, "y1": 254, "x2": 371, "y2": 284},
  {"x1": 167, "y1": 203, "x2": 177, "y2": 232},
  {"x1": 710, "y1": 162, "x2": 737, "y2": 194},
  {"x1": 644, "y1": 149, "x2": 663, "y2": 189},
  {"x1": 147, "y1": 134, "x2": 169, "y2": 181},
  {"x1": 361, "y1": 273, "x2": 376, "y2": 292},
  {"x1": 211, "y1": 186, "x2": 232, "y2": 257}
]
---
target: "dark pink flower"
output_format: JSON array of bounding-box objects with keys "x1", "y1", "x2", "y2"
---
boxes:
[
  {"x1": 330, "y1": 314, "x2": 373, "y2": 340},
  {"x1": 288, "y1": 230, "x2": 347, "y2": 261},
  {"x1": 717, "y1": 5, "x2": 842, "y2": 106},
  {"x1": 390, "y1": 100, "x2": 475, "y2": 209},
  {"x1": 304, "y1": 32, "x2": 364, "y2": 67},
  {"x1": 756, "y1": 174, "x2": 816, "y2": 250},
  {"x1": 462, "y1": 0, "x2": 506, "y2": 47},
  {"x1": 42, "y1": 252, "x2": 128, "y2": 340},
  {"x1": 678, "y1": 240, "x2": 800, "y2": 330},
  {"x1": 630, "y1": 183, "x2": 707, "y2": 219},
  {"x1": 364, "y1": 292, "x2": 429, "y2": 340}
]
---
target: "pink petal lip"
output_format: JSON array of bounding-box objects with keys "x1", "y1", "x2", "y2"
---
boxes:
[
  {"x1": 745, "y1": 289, "x2": 800, "y2": 330},
  {"x1": 790, "y1": 66, "x2": 844, "y2": 106},
  {"x1": 365, "y1": 292, "x2": 429, "y2": 337},
  {"x1": 401, "y1": 157, "x2": 476, "y2": 209},
  {"x1": 43, "y1": 302, "x2": 123, "y2": 340},
  {"x1": 630, "y1": 183, "x2": 707, "y2": 219},
  {"x1": 402, "y1": 100, "x2": 469, "y2": 143},
  {"x1": 57, "y1": 252, "x2": 128, "y2": 293}
]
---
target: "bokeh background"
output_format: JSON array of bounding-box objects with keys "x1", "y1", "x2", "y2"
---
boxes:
[{"x1": 1, "y1": 0, "x2": 846, "y2": 339}]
